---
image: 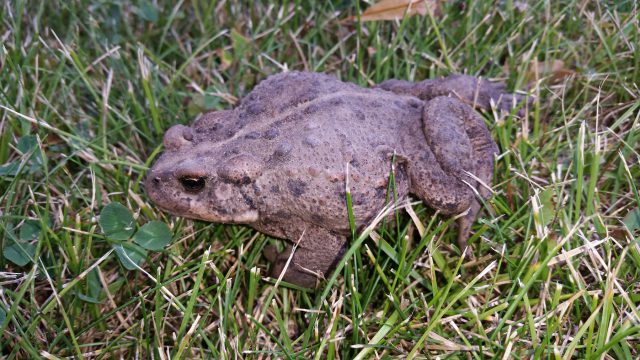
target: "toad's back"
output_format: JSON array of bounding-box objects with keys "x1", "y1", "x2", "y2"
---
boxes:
[
  {"x1": 227, "y1": 72, "x2": 426, "y2": 230},
  {"x1": 231, "y1": 72, "x2": 426, "y2": 165}
]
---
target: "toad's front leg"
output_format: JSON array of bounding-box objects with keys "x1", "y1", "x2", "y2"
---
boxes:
[{"x1": 264, "y1": 226, "x2": 348, "y2": 288}]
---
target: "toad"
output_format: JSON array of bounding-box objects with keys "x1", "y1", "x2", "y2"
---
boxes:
[{"x1": 145, "y1": 71, "x2": 528, "y2": 287}]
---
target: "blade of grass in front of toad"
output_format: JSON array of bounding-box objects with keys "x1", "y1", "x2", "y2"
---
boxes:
[
  {"x1": 172, "y1": 247, "x2": 211, "y2": 356},
  {"x1": 406, "y1": 257, "x2": 491, "y2": 359}
]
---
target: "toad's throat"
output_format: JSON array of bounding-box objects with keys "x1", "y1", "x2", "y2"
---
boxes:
[
  {"x1": 189, "y1": 205, "x2": 259, "y2": 224},
  {"x1": 154, "y1": 200, "x2": 259, "y2": 224}
]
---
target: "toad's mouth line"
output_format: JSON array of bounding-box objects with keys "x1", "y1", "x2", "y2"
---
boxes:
[{"x1": 157, "y1": 203, "x2": 260, "y2": 225}]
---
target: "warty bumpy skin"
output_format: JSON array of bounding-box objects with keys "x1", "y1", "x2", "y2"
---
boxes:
[{"x1": 145, "y1": 71, "x2": 529, "y2": 287}]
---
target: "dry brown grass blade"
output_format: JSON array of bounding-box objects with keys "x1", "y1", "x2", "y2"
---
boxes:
[
  {"x1": 346, "y1": 0, "x2": 440, "y2": 22},
  {"x1": 505, "y1": 59, "x2": 576, "y2": 87},
  {"x1": 530, "y1": 59, "x2": 576, "y2": 83}
]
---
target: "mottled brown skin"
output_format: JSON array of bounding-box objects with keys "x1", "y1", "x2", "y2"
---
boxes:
[{"x1": 145, "y1": 71, "x2": 529, "y2": 288}]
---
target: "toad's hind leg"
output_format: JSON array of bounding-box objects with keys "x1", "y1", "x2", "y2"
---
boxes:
[
  {"x1": 265, "y1": 226, "x2": 348, "y2": 288},
  {"x1": 377, "y1": 75, "x2": 531, "y2": 116},
  {"x1": 408, "y1": 96, "x2": 498, "y2": 252}
]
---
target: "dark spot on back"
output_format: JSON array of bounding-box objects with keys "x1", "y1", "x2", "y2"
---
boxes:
[
  {"x1": 264, "y1": 128, "x2": 279, "y2": 140},
  {"x1": 275, "y1": 112, "x2": 303, "y2": 127},
  {"x1": 246, "y1": 102, "x2": 265, "y2": 115},
  {"x1": 304, "y1": 103, "x2": 322, "y2": 115},
  {"x1": 303, "y1": 136, "x2": 320, "y2": 148},
  {"x1": 395, "y1": 167, "x2": 408, "y2": 182},
  {"x1": 330, "y1": 98, "x2": 344, "y2": 106},
  {"x1": 271, "y1": 210, "x2": 292, "y2": 220},
  {"x1": 370, "y1": 100, "x2": 384, "y2": 108},
  {"x1": 273, "y1": 142, "x2": 292, "y2": 158},
  {"x1": 223, "y1": 148, "x2": 241, "y2": 157},
  {"x1": 351, "y1": 192, "x2": 366, "y2": 205},
  {"x1": 311, "y1": 213, "x2": 325, "y2": 224},
  {"x1": 244, "y1": 131, "x2": 260, "y2": 139},
  {"x1": 287, "y1": 179, "x2": 307, "y2": 198},
  {"x1": 241, "y1": 193, "x2": 256, "y2": 209},
  {"x1": 289, "y1": 91, "x2": 319, "y2": 109}
]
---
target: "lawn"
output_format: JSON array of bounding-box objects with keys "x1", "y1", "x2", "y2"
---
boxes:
[{"x1": 1, "y1": 0, "x2": 639, "y2": 358}]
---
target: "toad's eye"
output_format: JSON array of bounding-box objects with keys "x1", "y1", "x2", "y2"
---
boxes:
[{"x1": 179, "y1": 176, "x2": 206, "y2": 193}]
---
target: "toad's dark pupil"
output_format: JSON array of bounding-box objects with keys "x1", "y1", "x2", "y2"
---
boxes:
[{"x1": 179, "y1": 176, "x2": 205, "y2": 193}]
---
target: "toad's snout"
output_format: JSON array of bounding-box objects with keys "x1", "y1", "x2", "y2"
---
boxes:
[
  {"x1": 144, "y1": 168, "x2": 176, "y2": 209},
  {"x1": 145, "y1": 161, "x2": 208, "y2": 198}
]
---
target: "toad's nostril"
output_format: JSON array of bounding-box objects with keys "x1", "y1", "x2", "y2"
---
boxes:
[{"x1": 152, "y1": 177, "x2": 160, "y2": 185}]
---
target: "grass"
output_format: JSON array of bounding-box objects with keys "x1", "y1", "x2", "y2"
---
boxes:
[{"x1": 1, "y1": 0, "x2": 639, "y2": 358}]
